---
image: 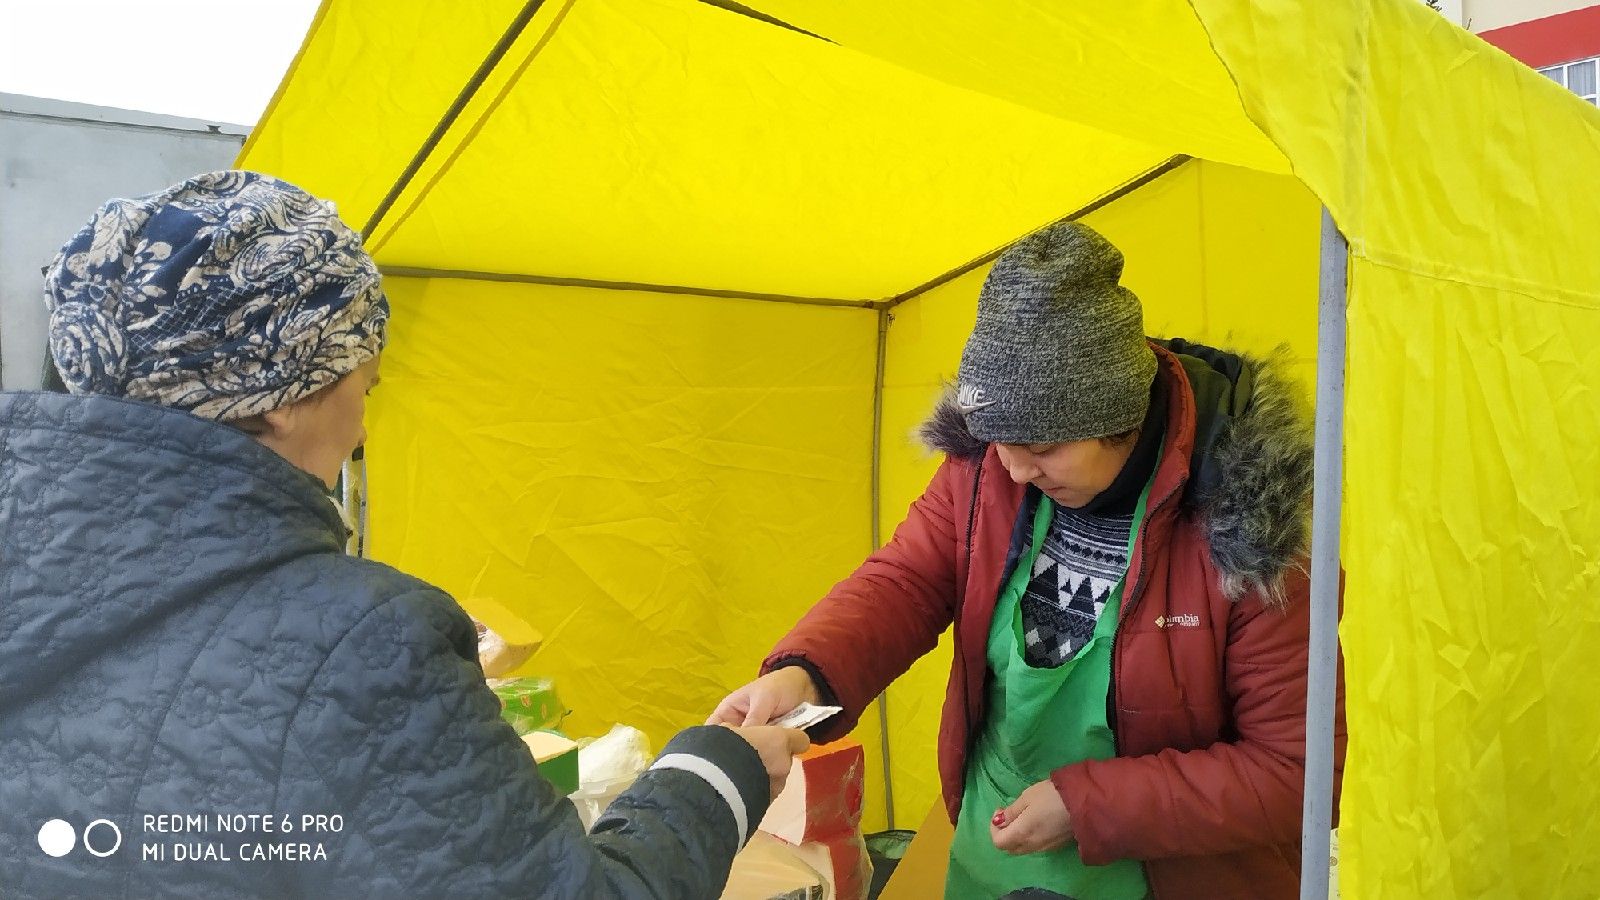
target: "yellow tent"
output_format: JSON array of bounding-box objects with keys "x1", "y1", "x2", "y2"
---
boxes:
[{"x1": 239, "y1": 1, "x2": 1600, "y2": 896}]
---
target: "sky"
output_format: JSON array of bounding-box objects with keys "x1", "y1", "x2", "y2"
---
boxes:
[{"x1": 0, "y1": 0, "x2": 322, "y2": 126}]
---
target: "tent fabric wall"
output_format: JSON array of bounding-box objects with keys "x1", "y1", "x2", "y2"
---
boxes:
[
  {"x1": 876, "y1": 266, "x2": 990, "y2": 829},
  {"x1": 1192, "y1": 5, "x2": 1600, "y2": 894},
  {"x1": 367, "y1": 275, "x2": 879, "y2": 755},
  {"x1": 238, "y1": 0, "x2": 1600, "y2": 892},
  {"x1": 1340, "y1": 267, "x2": 1600, "y2": 897},
  {"x1": 876, "y1": 158, "x2": 1322, "y2": 828}
]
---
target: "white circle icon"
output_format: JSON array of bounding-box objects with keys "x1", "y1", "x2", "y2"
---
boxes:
[
  {"x1": 83, "y1": 819, "x2": 122, "y2": 857},
  {"x1": 37, "y1": 819, "x2": 75, "y2": 857}
]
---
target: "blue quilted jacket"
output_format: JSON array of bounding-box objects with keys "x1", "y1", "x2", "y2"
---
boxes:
[{"x1": 0, "y1": 392, "x2": 770, "y2": 899}]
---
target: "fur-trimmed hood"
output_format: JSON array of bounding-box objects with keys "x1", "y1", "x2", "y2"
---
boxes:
[{"x1": 918, "y1": 338, "x2": 1314, "y2": 603}]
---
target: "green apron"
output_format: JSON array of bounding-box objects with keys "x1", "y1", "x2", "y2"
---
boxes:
[{"x1": 945, "y1": 479, "x2": 1155, "y2": 900}]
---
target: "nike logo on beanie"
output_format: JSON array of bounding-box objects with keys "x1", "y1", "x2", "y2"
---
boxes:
[{"x1": 957, "y1": 384, "x2": 997, "y2": 415}]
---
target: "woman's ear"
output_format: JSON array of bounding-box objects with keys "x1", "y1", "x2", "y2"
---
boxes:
[{"x1": 257, "y1": 403, "x2": 301, "y2": 441}]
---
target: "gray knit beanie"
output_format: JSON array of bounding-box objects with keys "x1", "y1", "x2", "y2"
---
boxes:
[{"x1": 956, "y1": 221, "x2": 1156, "y2": 444}]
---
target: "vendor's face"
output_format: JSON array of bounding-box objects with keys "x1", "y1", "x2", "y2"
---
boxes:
[
  {"x1": 994, "y1": 437, "x2": 1137, "y2": 509},
  {"x1": 257, "y1": 357, "x2": 381, "y2": 489}
]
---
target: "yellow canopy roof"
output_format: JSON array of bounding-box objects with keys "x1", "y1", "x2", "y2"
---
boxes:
[
  {"x1": 242, "y1": 0, "x2": 1226, "y2": 300},
  {"x1": 242, "y1": 0, "x2": 1600, "y2": 308}
]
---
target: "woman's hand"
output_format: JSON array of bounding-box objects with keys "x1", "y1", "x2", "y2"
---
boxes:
[
  {"x1": 990, "y1": 780, "x2": 1075, "y2": 855},
  {"x1": 707, "y1": 666, "x2": 821, "y2": 726},
  {"x1": 724, "y1": 725, "x2": 811, "y2": 800}
]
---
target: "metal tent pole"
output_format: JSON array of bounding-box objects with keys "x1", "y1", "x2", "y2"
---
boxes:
[
  {"x1": 1300, "y1": 207, "x2": 1347, "y2": 899},
  {"x1": 871, "y1": 306, "x2": 896, "y2": 831}
]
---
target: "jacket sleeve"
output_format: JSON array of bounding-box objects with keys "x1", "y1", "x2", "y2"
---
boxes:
[
  {"x1": 761, "y1": 457, "x2": 967, "y2": 741},
  {"x1": 279, "y1": 588, "x2": 771, "y2": 899},
  {"x1": 1051, "y1": 569, "x2": 1348, "y2": 865}
]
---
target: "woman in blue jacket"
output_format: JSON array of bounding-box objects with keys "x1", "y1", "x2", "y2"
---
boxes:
[{"x1": 0, "y1": 170, "x2": 804, "y2": 899}]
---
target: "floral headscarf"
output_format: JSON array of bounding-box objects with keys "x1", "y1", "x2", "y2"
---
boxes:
[{"x1": 43, "y1": 170, "x2": 388, "y2": 421}]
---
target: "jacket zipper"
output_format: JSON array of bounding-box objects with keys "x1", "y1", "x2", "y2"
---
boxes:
[
  {"x1": 1107, "y1": 479, "x2": 1185, "y2": 752},
  {"x1": 1109, "y1": 478, "x2": 1183, "y2": 900},
  {"x1": 959, "y1": 453, "x2": 985, "y2": 742}
]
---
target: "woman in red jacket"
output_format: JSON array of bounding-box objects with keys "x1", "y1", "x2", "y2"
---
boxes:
[{"x1": 711, "y1": 221, "x2": 1345, "y2": 899}]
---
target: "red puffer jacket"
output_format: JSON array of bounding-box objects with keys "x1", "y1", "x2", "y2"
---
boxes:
[{"x1": 764, "y1": 341, "x2": 1346, "y2": 900}]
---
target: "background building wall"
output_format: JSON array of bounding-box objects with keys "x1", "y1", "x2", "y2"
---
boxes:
[
  {"x1": 1464, "y1": 0, "x2": 1593, "y2": 31},
  {"x1": 0, "y1": 94, "x2": 245, "y2": 389}
]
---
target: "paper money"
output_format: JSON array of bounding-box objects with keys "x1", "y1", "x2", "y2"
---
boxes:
[{"x1": 769, "y1": 702, "x2": 843, "y2": 730}]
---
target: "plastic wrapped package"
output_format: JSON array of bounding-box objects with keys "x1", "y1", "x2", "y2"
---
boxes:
[
  {"x1": 473, "y1": 617, "x2": 542, "y2": 678},
  {"x1": 521, "y1": 731, "x2": 581, "y2": 795},
  {"x1": 759, "y1": 739, "x2": 873, "y2": 900},
  {"x1": 569, "y1": 725, "x2": 652, "y2": 830},
  {"x1": 793, "y1": 838, "x2": 870, "y2": 900},
  {"x1": 490, "y1": 677, "x2": 567, "y2": 735},
  {"x1": 720, "y1": 831, "x2": 826, "y2": 900}
]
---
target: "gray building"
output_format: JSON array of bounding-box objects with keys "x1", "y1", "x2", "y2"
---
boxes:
[{"x1": 0, "y1": 94, "x2": 247, "y2": 390}]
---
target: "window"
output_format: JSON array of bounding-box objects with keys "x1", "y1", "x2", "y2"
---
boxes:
[{"x1": 1538, "y1": 57, "x2": 1599, "y2": 105}]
